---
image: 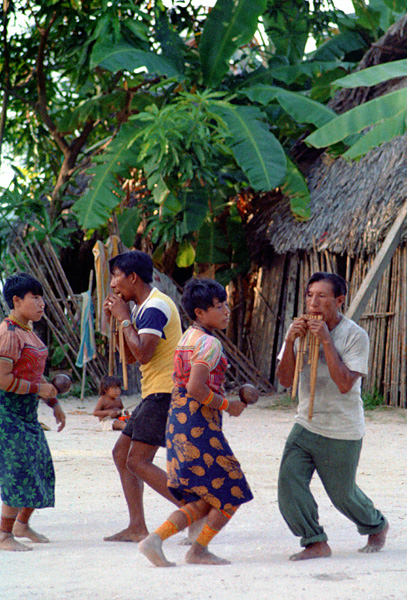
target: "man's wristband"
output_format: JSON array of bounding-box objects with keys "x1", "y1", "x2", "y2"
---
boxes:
[{"x1": 47, "y1": 398, "x2": 59, "y2": 408}]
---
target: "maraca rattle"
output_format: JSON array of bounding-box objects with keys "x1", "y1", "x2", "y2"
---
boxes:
[
  {"x1": 51, "y1": 373, "x2": 72, "y2": 394},
  {"x1": 238, "y1": 383, "x2": 259, "y2": 405}
]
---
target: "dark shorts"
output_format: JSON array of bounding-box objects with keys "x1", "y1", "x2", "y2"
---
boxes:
[{"x1": 122, "y1": 392, "x2": 171, "y2": 447}]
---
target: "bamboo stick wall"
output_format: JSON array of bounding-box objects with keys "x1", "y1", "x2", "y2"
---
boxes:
[
  {"x1": 1, "y1": 236, "x2": 108, "y2": 391},
  {"x1": 248, "y1": 246, "x2": 407, "y2": 407}
]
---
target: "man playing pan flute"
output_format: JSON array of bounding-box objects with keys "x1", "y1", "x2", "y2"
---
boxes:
[
  {"x1": 276, "y1": 272, "x2": 388, "y2": 561},
  {"x1": 103, "y1": 251, "x2": 182, "y2": 543}
]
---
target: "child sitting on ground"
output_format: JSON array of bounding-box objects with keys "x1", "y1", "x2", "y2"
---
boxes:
[{"x1": 93, "y1": 376, "x2": 128, "y2": 431}]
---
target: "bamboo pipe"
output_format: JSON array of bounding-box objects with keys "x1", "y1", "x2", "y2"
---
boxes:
[
  {"x1": 108, "y1": 294, "x2": 128, "y2": 389},
  {"x1": 291, "y1": 315, "x2": 322, "y2": 420},
  {"x1": 291, "y1": 329, "x2": 306, "y2": 399},
  {"x1": 118, "y1": 322, "x2": 128, "y2": 390}
]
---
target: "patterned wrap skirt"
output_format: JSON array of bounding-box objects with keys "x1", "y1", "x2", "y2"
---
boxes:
[
  {"x1": 166, "y1": 387, "x2": 253, "y2": 511},
  {"x1": 0, "y1": 390, "x2": 55, "y2": 508}
]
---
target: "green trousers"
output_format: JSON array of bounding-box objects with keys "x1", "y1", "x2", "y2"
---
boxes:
[{"x1": 278, "y1": 423, "x2": 387, "y2": 547}]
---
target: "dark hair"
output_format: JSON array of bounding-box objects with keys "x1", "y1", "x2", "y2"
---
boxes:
[
  {"x1": 306, "y1": 272, "x2": 347, "y2": 298},
  {"x1": 182, "y1": 278, "x2": 227, "y2": 320},
  {"x1": 99, "y1": 375, "x2": 122, "y2": 396},
  {"x1": 109, "y1": 251, "x2": 153, "y2": 283},
  {"x1": 3, "y1": 273, "x2": 43, "y2": 309}
]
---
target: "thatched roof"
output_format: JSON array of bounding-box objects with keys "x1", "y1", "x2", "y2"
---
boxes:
[
  {"x1": 247, "y1": 15, "x2": 407, "y2": 259},
  {"x1": 247, "y1": 134, "x2": 407, "y2": 257}
]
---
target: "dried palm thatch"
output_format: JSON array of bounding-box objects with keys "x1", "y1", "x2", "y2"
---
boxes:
[
  {"x1": 330, "y1": 13, "x2": 407, "y2": 114},
  {"x1": 247, "y1": 133, "x2": 407, "y2": 258}
]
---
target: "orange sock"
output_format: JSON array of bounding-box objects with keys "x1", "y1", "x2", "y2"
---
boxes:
[
  {"x1": 154, "y1": 520, "x2": 179, "y2": 541},
  {"x1": 195, "y1": 523, "x2": 219, "y2": 547}
]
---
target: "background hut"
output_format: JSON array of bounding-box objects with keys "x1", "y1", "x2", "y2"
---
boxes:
[{"x1": 244, "y1": 15, "x2": 407, "y2": 407}]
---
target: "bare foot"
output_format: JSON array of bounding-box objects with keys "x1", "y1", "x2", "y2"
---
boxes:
[
  {"x1": 139, "y1": 533, "x2": 176, "y2": 567},
  {"x1": 104, "y1": 528, "x2": 148, "y2": 543},
  {"x1": 178, "y1": 518, "x2": 205, "y2": 546},
  {"x1": 290, "y1": 541, "x2": 332, "y2": 561},
  {"x1": 13, "y1": 522, "x2": 49, "y2": 543},
  {"x1": 359, "y1": 522, "x2": 389, "y2": 554},
  {"x1": 186, "y1": 543, "x2": 231, "y2": 565},
  {"x1": 0, "y1": 532, "x2": 32, "y2": 552}
]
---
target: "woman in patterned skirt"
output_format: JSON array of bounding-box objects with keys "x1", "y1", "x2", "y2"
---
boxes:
[
  {"x1": 0, "y1": 273, "x2": 66, "y2": 552},
  {"x1": 140, "y1": 278, "x2": 253, "y2": 567}
]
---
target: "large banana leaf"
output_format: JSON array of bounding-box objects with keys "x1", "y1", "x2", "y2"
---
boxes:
[
  {"x1": 281, "y1": 158, "x2": 311, "y2": 221},
  {"x1": 200, "y1": 0, "x2": 267, "y2": 87},
  {"x1": 242, "y1": 85, "x2": 337, "y2": 128},
  {"x1": 117, "y1": 207, "x2": 142, "y2": 248},
  {"x1": 90, "y1": 39, "x2": 182, "y2": 78},
  {"x1": 211, "y1": 104, "x2": 286, "y2": 191},
  {"x1": 195, "y1": 219, "x2": 230, "y2": 265},
  {"x1": 305, "y1": 87, "x2": 407, "y2": 148},
  {"x1": 310, "y1": 30, "x2": 368, "y2": 62},
  {"x1": 343, "y1": 109, "x2": 407, "y2": 159},
  {"x1": 73, "y1": 123, "x2": 140, "y2": 229},
  {"x1": 154, "y1": 3, "x2": 185, "y2": 74},
  {"x1": 332, "y1": 58, "x2": 407, "y2": 89},
  {"x1": 271, "y1": 61, "x2": 355, "y2": 85},
  {"x1": 382, "y1": 0, "x2": 407, "y2": 10}
]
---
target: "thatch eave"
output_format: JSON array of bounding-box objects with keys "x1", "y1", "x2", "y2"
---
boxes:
[{"x1": 247, "y1": 134, "x2": 407, "y2": 259}]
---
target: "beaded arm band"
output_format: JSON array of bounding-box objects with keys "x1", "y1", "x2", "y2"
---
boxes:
[
  {"x1": 219, "y1": 397, "x2": 229, "y2": 411},
  {"x1": 202, "y1": 390, "x2": 229, "y2": 411},
  {"x1": 202, "y1": 390, "x2": 214, "y2": 405}
]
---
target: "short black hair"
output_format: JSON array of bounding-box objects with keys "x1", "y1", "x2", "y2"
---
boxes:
[
  {"x1": 109, "y1": 251, "x2": 153, "y2": 283},
  {"x1": 182, "y1": 278, "x2": 227, "y2": 320},
  {"x1": 3, "y1": 273, "x2": 44, "y2": 310},
  {"x1": 99, "y1": 375, "x2": 122, "y2": 396},
  {"x1": 306, "y1": 272, "x2": 347, "y2": 298}
]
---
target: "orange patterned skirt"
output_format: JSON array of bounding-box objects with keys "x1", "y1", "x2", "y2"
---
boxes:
[{"x1": 166, "y1": 387, "x2": 253, "y2": 511}]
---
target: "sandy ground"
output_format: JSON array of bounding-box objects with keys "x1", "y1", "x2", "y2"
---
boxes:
[{"x1": 1, "y1": 394, "x2": 407, "y2": 600}]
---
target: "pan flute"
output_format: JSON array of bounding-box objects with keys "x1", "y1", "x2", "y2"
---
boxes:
[
  {"x1": 108, "y1": 314, "x2": 128, "y2": 390},
  {"x1": 291, "y1": 314, "x2": 322, "y2": 420}
]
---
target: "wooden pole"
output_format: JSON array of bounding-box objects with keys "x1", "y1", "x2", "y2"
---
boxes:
[
  {"x1": 80, "y1": 270, "x2": 94, "y2": 401},
  {"x1": 346, "y1": 200, "x2": 407, "y2": 323}
]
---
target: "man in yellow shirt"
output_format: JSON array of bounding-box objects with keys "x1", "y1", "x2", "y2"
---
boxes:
[{"x1": 103, "y1": 250, "x2": 182, "y2": 542}]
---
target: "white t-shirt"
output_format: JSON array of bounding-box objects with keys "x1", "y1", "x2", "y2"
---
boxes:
[{"x1": 278, "y1": 316, "x2": 369, "y2": 440}]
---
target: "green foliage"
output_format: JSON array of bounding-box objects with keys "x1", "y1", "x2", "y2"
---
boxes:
[
  {"x1": 117, "y1": 207, "x2": 142, "y2": 249},
  {"x1": 2, "y1": 0, "x2": 403, "y2": 286},
  {"x1": 0, "y1": 176, "x2": 76, "y2": 251},
  {"x1": 199, "y1": 0, "x2": 267, "y2": 87},
  {"x1": 90, "y1": 39, "x2": 182, "y2": 79},
  {"x1": 281, "y1": 158, "x2": 311, "y2": 221},
  {"x1": 73, "y1": 122, "x2": 142, "y2": 229},
  {"x1": 332, "y1": 58, "x2": 407, "y2": 89},
  {"x1": 210, "y1": 103, "x2": 287, "y2": 191},
  {"x1": 362, "y1": 387, "x2": 385, "y2": 410},
  {"x1": 50, "y1": 344, "x2": 70, "y2": 367},
  {"x1": 242, "y1": 85, "x2": 337, "y2": 128},
  {"x1": 305, "y1": 87, "x2": 407, "y2": 159}
]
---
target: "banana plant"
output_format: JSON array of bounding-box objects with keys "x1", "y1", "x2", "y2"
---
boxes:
[{"x1": 305, "y1": 58, "x2": 407, "y2": 159}]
